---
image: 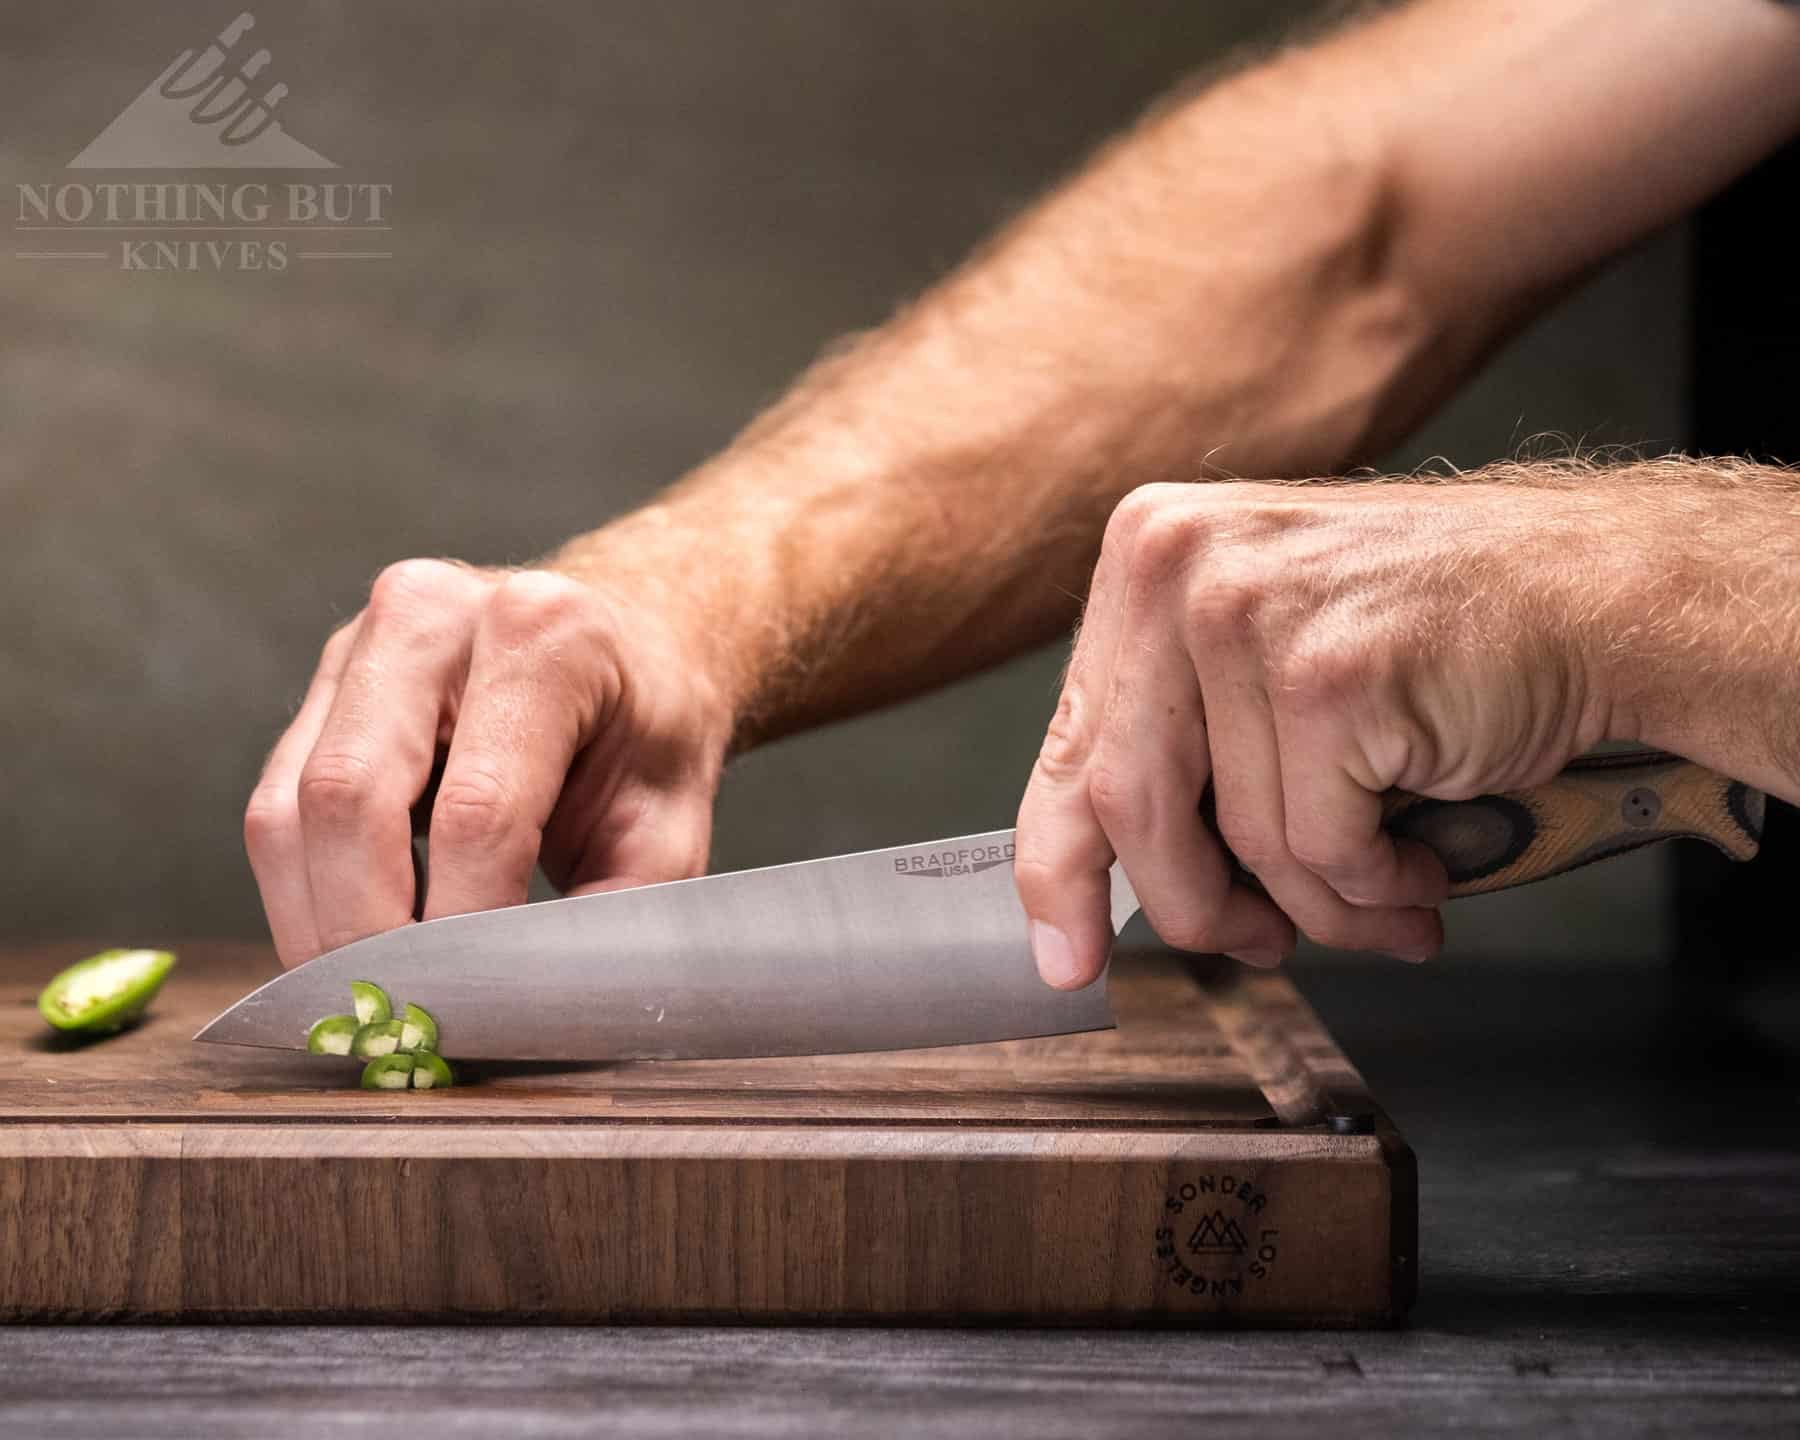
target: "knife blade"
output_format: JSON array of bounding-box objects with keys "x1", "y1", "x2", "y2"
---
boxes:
[
  {"x1": 196, "y1": 829, "x2": 1120, "y2": 1059},
  {"x1": 195, "y1": 749, "x2": 1764, "y2": 1060}
]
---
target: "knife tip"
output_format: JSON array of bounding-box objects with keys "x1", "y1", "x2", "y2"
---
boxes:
[{"x1": 190, "y1": 1009, "x2": 260, "y2": 1047}]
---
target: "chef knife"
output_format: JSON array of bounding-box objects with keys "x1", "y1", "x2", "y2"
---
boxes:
[{"x1": 195, "y1": 749, "x2": 1763, "y2": 1060}]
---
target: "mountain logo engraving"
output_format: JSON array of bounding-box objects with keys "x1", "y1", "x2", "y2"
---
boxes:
[
  {"x1": 70, "y1": 12, "x2": 336, "y2": 169},
  {"x1": 1185, "y1": 1209, "x2": 1248, "y2": 1257}
]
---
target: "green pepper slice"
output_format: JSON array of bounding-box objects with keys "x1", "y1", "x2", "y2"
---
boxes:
[
  {"x1": 350, "y1": 980, "x2": 393, "y2": 1026},
  {"x1": 361, "y1": 1054, "x2": 414, "y2": 1090},
  {"x1": 37, "y1": 948, "x2": 177, "y2": 1034},
  {"x1": 409, "y1": 1051, "x2": 454, "y2": 1089},
  {"x1": 306, "y1": 1014, "x2": 360, "y2": 1055},
  {"x1": 350, "y1": 1019, "x2": 405, "y2": 1058},
  {"x1": 398, "y1": 1002, "x2": 439, "y2": 1054}
]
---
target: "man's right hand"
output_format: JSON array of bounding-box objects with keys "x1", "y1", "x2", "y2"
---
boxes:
[{"x1": 244, "y1": 559, "x2": 735, "y2": 968}]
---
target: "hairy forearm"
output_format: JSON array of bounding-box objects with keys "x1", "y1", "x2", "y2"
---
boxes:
[
  {"x1": 557, "y1": 16, "x2": 1431, "y2": 746},
  {"x1": 554, "y1": 44, "x2": 1411, "y2": 744},
  {"x1": 553, "y1": 0, "x2": 1800, "y2": 752},
  {"x1": 1576, "y1": 461, "x2": 1800, "y2": 801},
  {"x1": 1401, "y1": 455, "x2": 1800, "y2": 801}
]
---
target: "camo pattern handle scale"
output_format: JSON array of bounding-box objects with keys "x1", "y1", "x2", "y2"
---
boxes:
[{"x1": 1380, "y1": 750, "x2": 1766, "y2": 898}]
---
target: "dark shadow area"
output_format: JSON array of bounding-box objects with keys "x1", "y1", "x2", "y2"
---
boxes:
[
  {"x1": 1410, "y1": 1277, "x2": 1800, "y2": 1342},
  {"x1": 455, "y1": 1060, "x2": 624, "y2": 1083},
  {"x1": 1292, "y1": 955, "x2": 1800, "y2": 1347},
  {"x1": 25, "y1": 1016, "x2": 149, "y2": 1053}
]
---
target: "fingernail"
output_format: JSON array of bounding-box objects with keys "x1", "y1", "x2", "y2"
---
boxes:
[
  {"x1": 1030, "y1": 920, "x2": 1085, "y2": 988},
  {"x1": 1397, "y1": 946, "x2": 1436, "y2": 965},
  {"x1": 1233, "y1": 948, "x2": 1285, "y2": 969}
]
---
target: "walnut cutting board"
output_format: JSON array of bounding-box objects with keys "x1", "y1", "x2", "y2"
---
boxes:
[{"x1": 0, "y1": 942, "x2": 1414, "y2": 1325}]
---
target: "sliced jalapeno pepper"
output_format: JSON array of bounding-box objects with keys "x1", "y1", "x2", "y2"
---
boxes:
[
  {"x1": 409, "y1": 1051, "x2": 454, "y2": 1089},
  {"x1": 361, "y1": 1054, "x2": 414, "y2": 1090},
  {"x1": 350, "y1": 980, "x2": 393, "y2": 1026},
  {"x1": 37, "y1": 948, "x2": 177, "y2": 1034},
  {"x1": 398, "y1": 1002, "x2": 439, "y2": 1054},
  {"x1": 350, "y1": 1019, "x2": 405, "y2": 1058},
  {"x1": 306, "y1": 1014, "x2": 360, "y2": 1055}
]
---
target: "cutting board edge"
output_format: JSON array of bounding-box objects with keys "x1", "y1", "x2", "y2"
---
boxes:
[
  {"x1": 0, "y1": 1116, "x2": 1412, "y2": 1327},
  {"x1": 0, "y1": 1120, "x2": 1390, "y2": 1161}
]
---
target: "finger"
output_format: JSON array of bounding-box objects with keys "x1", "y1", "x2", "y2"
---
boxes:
[
  {"x1": 424, "y1": 573, "x2": 613, "y2": 920},
  {"x1": 554, "y1": 779, "x2": 715, "y2": 896},
  {"x1": 542, "y1": 711, "x2": 717, "y2": 895},
  {"x1": 298, "y1": 561, "x2": 486, "y2": 954},
  {"x1": 1014, "y1": 665, "x2": 1120, "y2": 990},
  {"x1": 1193, "y1": 616, "x2": 1443, "y2": 964},
  {"x1": 1279, "y1": 743, "x2": 1449, "y2": 912},
  {"x1": 1090, "y1": 591, "x2": 1293, "y2": 968},
  {"x1": 1014, "y1": 502, "x2": 1148, "y2": 990},
  {"x1": 244, "y1": 618, "x2": 360, "y2": 967}
]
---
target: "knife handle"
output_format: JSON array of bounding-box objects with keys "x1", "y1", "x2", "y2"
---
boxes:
[{"x1": 1380, "y1": 750, "x2": 1765, "y2": 898}]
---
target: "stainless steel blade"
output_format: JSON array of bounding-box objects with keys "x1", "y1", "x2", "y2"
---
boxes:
[{"x1": 194, "y1": 828, "x2": 1119, "y2": 1060}]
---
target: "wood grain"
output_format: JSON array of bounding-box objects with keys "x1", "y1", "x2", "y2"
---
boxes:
[
  {"x1": 6, "y1": 958, "x2": 1799, "y2": 1434},
  {"x1": 1382, "y1": 750, "x2": 1763, "y2": 897},
  {"x1": 0, "y1": 942, "x2": 1412, "y2": 1324}
]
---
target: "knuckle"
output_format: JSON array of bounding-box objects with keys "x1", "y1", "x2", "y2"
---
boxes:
[
  {"x1": 1276, "y1": 639, "x2": 1368, "y2": 713},
  {"x1": 243, "y1": 787, "x2": 297, "y2": 860},
  {"x1": 1085, "y1": 754, "x2": 1149, "y2": 836},
  {"x1": 368, "y1": 558, "x2": 464, "y2": 618},
  {"x1": 1285, "y1": 824, "x2": 1357, "y2": 878},
  {"x1": 486, "y1": 570, "x2": 588, "y2": 641},
  {"x1": 1292, "y1": 852, "x2": 1364, "y2": 891},
  {"x1": 1140, "y1": 901, "x2": 1221, "y2": 954},
  {"x1": 432, "y1": 768, "x2": 528, "y2": 856},
  {"x1": 1184, "y1": 563, "x2": 1267, "y2": 638},
  {"x1": 1124, "y1": 505, "x2": 1211, "y2": 589},
  {"x1": 297, "y1": 752, "x2": 379, "y2": 830},
  {"x1": 1294, "y1": 852, "x2": 1379, "y2": 905},
  {"x1": 1035, "y1": 686, "x2": 1097, "y2": 784},
  {"x1": 1214, "y1": 808, "x2": 1283, "y2": 877},
  {"x1": 1103, "y1": 484, "x2": 1176, "y2": 553}
]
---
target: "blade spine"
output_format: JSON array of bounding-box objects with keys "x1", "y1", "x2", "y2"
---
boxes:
[{"x1": 387, "y1": 824, "x2": 1021, "y2": 941}]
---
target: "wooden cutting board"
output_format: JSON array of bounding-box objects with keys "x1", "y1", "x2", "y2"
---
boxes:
[{"x1": 0, "y1": 941, "x2": 1413, "y2": 1325}]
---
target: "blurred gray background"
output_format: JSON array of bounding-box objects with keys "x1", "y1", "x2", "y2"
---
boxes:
[{"x1": 0, "y1": 1, "x2": 1688, "y2": 961}]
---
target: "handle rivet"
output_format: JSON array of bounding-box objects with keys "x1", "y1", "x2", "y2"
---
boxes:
[{"x1": 1621, "y1": 787, "x2": 1662, "y2": 828}]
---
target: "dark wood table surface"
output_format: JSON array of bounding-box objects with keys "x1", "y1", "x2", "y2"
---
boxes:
[{"x1": 3, "y1": 955, "x2": 1797, "y2": 1438}]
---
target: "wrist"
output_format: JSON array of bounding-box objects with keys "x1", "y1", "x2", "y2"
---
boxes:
[
  {"x1": 1558, "y1": 468, "x2": 1783, "y2": 772},
  {"x1": 1528, "y1": 484, "x2": 1682, "y2": 755},
  {"x1": 542, "y1": 501, "x2": 769, "y2": 763}
]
